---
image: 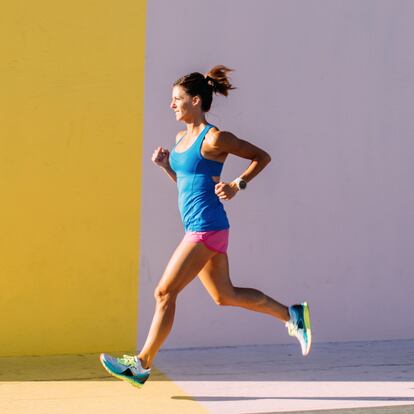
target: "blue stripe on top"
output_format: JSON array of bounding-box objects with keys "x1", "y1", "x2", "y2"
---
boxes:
[{"x1": 169, "y1": 124, "x2": 230, "y2": 232}]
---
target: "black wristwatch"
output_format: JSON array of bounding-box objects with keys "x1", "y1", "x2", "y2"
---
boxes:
[{"x1": 234, "y1": 177, "x2": 247, "y2": 190}]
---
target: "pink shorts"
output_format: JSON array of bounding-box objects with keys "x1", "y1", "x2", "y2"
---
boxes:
[{"x1": 183, "y1": 229, "x2": 229, "y2": 254}]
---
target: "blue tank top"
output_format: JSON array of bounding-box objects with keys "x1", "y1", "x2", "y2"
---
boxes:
[{"x1": 169, "y1": 124, "x2": 230, "y2": 232}]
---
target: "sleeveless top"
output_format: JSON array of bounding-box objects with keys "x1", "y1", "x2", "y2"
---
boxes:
[{"x1": 169, "y1": 124, "x2": 230, "y2": 232}]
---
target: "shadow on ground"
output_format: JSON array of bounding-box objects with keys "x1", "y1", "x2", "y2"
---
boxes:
[
  {"x1": 154, "y1": 340, "x2": 414, "y2": 382},
  {"x1": 1, "y1": 339, "x2": 413, "y2": 382},
  {"x1": 172, "y1": 396, "x2": 414, "y2": 403}
]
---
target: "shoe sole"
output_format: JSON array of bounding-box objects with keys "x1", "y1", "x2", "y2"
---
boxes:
[
  {"x1": 302, "y1": 302, "x2": 312, "y2": 356},
  {"x1": 99, "y1": 353, "x2": 148, "y2": 388}
]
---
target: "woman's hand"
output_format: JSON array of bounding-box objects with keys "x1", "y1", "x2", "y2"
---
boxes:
[
  {"x1": 152, "y1": 147, "x2": 170, "y2": 169},
  {"x1": 215, "y1": 181, "x2": 239, "y2": 200}
]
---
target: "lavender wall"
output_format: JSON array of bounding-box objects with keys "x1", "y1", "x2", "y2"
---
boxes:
[{"x1": 138, "y1": 0, "x2": 414, "y2": 349}]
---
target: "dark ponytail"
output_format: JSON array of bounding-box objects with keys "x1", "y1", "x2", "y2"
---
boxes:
[
  {"x1": 205, "y1": 65, "x2": 235, "y2": 97},
  {"x1": 173, "y1": 65, "x2": 235, "y2": 112}
]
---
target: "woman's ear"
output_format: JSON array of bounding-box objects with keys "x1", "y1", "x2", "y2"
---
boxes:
[{"x1": 192, "y1": 95, "x2": 201, "y2": 107}]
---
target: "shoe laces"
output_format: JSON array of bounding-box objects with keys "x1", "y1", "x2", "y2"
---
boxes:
[
  {"x1": 118, "y1": 354, "x2": 139, "y2": 368},
  {"x1": 285, "y1": 306, "x2": 301, "y2": 335},
  {"x1": 286, "y1": 320, "x2": 295, "y2": 335}
]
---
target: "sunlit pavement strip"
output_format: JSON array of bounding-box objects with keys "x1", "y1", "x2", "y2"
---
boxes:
[
  {"x1": 168, "y1": 381, "x2": 414, "y2": 413},
  {"x1": 154, "y1": 339, "x2": 414, "y2": 414}
]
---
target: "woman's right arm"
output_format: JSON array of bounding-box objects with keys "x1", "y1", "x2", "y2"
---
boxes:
[
  {"x1": 152, "y1": 146, "x2": 177, "y2": 183},
  {"x1": 152, "y1": 131, "x2": 185, "y2": 183}
]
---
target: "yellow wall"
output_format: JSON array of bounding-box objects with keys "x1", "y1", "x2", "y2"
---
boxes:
[{"x1": 0, "y1": 1, "x2": 146, "y2": 356}]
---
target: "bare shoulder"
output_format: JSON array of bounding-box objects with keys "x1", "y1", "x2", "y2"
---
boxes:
[
  {"x1": 205, "y1": 128, "x2": 269, "y2": 160},
  {"x1": 205, "y1": 128, "x2": 239, "y2": 148},
  {"x1": 175, "y1": 130, "x2": 186, "y2": 143}
]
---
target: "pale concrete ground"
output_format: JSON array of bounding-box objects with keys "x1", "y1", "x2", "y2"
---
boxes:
[{"x1": 1, "y1": 339, "x2": 413, "y2": 414}]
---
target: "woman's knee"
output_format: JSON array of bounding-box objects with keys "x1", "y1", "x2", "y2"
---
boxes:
[
  {"x1": 212, "y1": 290, "x2": 236, "y2": 307},
  {"x1": 154, "y1": 285, "x2": 177, "y2": 307}
]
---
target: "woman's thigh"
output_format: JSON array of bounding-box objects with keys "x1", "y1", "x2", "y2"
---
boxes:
[
  {"x1": 157, "y1": 239, "x2": 217, "y2": 295},
  {"x1": 198, "y1": 253, "x2": 235, "y2": 302}
]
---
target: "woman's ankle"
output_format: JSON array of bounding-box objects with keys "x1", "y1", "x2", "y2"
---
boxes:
[{"x1": 137, "y1": 354, "x2": 151, "y2": 370}]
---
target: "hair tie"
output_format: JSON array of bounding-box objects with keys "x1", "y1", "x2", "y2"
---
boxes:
[{"x1": 205, "y1": 75, "x2": 214, "y2": 87}]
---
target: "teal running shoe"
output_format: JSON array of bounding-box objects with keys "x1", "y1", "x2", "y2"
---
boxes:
[
  {"x1": 99, "y1": 353, "x2": 151, "y2": 388},
  {"x1": 285, "y1": 302, "x2": 312, "y2": 356}
]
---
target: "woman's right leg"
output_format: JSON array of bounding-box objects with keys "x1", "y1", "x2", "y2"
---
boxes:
[
  {"x1": 137, "y1": 240, "x2": 216, "y2": 369},
  {"x1": 198, "y1": 253, "x2": 311, "y2": 356},
  {"x1": 198, "y1": 253, "x2": 290, "y2": 321}
]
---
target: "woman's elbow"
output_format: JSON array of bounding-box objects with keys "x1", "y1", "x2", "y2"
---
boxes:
[
  {"x1": 262, "y1": 151, "x2": 271, "y2": 165},
  {"x1": 253, "y1": 150, "x2": 271, "y2": 165}
]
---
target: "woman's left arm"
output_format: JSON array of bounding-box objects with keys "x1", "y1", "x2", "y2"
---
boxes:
[{"x1": 213, "y1": 131, "x2": 271, "y2": 200}]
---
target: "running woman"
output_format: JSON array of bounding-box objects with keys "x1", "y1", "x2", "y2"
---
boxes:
[{"x1": 100, "y1": 65, "x2": 312, "y2": 388}]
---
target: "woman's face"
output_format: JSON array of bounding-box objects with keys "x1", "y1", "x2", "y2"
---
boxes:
[{"x1": 170, "y1": 85, "x2": 200, "y2": 122}]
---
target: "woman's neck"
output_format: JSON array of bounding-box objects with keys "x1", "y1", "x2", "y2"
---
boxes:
[{"x1": 185, "y1": 116, "x2": 208, "y2": 136}]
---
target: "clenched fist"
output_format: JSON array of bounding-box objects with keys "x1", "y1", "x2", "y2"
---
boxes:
[
  {"x1": 152, "y1": 147, "x2": 170, "y2": 169},
  {"x1": 215, "y1": 181, "x2": 239, "y2": 200}
]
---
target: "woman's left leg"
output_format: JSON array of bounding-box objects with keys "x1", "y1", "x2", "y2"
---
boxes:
[
  {"x1": 198, "y1": 253, "x2": 290, "y2": 322},
  {"x1": 137, "y1": 240, "x2": 216, "y2": 368}
]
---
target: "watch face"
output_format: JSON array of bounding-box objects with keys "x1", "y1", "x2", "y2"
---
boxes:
[{"x1": 239, "y1": 180, "x2": 247, "y2": 190}]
